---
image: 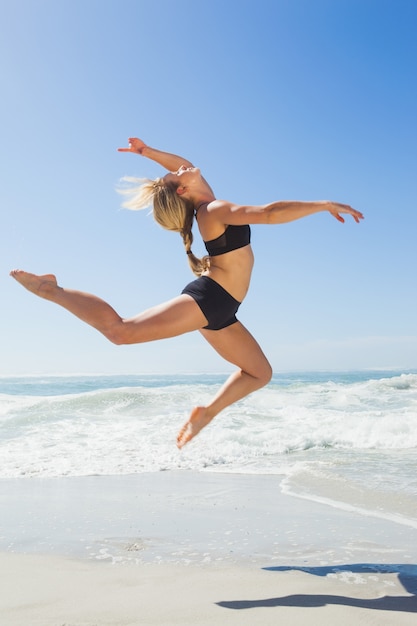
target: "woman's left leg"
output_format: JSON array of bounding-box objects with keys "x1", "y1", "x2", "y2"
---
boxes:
[{"x1": 177, "y1": 321, "x2": 272, "y2": 448}]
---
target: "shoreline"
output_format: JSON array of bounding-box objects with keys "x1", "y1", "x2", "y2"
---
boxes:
[
  {"x1": 1, "y1": 471, "x2": 416, "y2": 624},
  {"x1": 1, "y1": 471, "x2": 416, "y2": 564}
]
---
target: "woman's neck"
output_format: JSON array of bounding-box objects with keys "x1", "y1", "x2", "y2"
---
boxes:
[{"x1": 194, "y1": 201, "x2": 208, "y2": 214}]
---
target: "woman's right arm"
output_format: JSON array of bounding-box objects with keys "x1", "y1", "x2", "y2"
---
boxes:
[
  {"x1": 207, "y1": 199, "x2": 364, "y2": 225},
  {"x1": 118, "y1": 137, "x2": 194, "y2": 171}
]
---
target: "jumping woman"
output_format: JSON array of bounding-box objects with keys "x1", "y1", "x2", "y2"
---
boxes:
[{"x1": 10, "y1": 137, "x2": 364, "y2": 448}]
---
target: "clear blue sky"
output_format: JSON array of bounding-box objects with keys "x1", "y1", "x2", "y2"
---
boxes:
[{"x1": 1, "y1": 0, "x2": 416, "y2": 375}]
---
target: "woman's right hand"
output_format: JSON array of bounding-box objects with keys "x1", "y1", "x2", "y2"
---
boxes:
[
  {"x1": 327, "y1": 203, "x2": 364, "y2": 224},
  {"x1": 117, "y1": 137, "x2": 147, "y2": 154}
]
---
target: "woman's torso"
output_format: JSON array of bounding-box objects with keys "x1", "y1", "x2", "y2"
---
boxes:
[{"x1": 196, "y1": 205, "x2": 254, "y2": 302}]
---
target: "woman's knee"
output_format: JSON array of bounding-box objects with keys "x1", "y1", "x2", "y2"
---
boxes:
[
  {"x1": 249, "y1": 360, "x2": 272, "y2": 389},
  {"x1": 258, "y1": 361, "x2": 273, "y2": 387},
  {"x1": 104, "y1": 321, "x2": 135, "y2": 345}
]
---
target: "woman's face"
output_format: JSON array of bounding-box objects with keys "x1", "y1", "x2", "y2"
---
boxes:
[{"x1": 163, "y1": 165, "x2": 202, "y2": 188}]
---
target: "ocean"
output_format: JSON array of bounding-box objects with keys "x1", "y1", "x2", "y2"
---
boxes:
[{"x1": 1, "y1": 371, "x2": 416, "y2": 528}]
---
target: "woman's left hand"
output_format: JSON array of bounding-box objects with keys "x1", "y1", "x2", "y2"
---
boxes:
[{"x1": 328, "y1": 203, "x2": 364, "y2": 223}]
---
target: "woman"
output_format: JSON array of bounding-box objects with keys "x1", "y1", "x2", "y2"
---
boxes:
[{"x1": 10, "y1": 137, "x2": 364, "y2": 448}]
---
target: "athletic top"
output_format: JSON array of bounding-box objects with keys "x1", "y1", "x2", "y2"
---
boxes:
[{"x1": 204, "y1": 224, "x2": 251, "y2": 256}]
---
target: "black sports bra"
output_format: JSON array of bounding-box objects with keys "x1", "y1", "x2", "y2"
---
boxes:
[{"x1": 204, "y1": 224, "x2": 251, "y2": 256}]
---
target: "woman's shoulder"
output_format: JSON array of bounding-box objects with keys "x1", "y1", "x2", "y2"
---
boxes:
[
  {"x1": 198, "y1": 200, "x2": 231, "y2": 225},
  {"x1": 203, "y1": 199, "x2": 235, "y2": 221},
  {"x1": 197, "y1": 200, "x2": 230, "y2": 240},
  {"x1": 206, "y1": 199, "x2": 233, "y2": 212}
]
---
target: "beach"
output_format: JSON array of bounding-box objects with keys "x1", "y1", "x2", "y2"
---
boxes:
[
  {"x1": 1, "y1": 471, "x2": 416, "y2": 625},
  {"x1": 1, "y1": 372, "x2": 416, "y2": 624}
]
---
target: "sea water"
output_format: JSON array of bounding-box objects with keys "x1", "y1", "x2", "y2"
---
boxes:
[{"x1": 1, "y1": 371, "x2": 416, "y2": 527}]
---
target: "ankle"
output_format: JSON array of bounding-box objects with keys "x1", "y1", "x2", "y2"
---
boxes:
[{"x1": 38, "y1": 280, "x2": 58, "y2": 299}]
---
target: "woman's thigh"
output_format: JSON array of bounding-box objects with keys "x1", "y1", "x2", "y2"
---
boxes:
[
  {"x1": 120, "y1": 295, "x2": 208, "y2": 344},
  {"x1": 200, "y1": 322, "x2": 272, "y2": 379}
]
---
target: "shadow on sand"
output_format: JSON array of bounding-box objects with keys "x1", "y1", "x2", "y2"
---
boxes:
[{"x1": 216, "y1": 563, "x2": 417, "y2": 613}]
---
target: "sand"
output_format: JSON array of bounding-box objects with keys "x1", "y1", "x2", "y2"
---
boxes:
[{"x1": 0, "y1": 471, "x2": 416, "y2": 625}]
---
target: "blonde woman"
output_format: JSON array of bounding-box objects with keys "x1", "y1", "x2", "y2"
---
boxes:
[{"x1": 10, "y1": 137, "x2": 364, "y2": 448}]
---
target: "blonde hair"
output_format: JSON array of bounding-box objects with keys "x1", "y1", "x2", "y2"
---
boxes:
[{"x1": 118, "y1": 177, "x2": 209, "y2": 276}]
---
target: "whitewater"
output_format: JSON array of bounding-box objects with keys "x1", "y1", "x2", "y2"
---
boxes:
[{"x1": 1, "y1": 370, "x2": 416, "y2": 526}]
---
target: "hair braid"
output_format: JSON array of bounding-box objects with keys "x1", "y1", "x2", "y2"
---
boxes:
[{"x1": 181, "y1": 211, "x2": 210, "y2": 276}]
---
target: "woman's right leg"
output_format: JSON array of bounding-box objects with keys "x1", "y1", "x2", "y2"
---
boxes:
[
  {"x1": 9, "y1": 270, "x2": 208, "y2": 344},
  {"x1": 177, "y1": 321, "x2": 273, "y2": 448}
]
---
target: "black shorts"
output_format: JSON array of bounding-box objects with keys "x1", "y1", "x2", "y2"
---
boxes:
[{"x1": 181, "y1": 276, "x2": 241, "y2": 331}]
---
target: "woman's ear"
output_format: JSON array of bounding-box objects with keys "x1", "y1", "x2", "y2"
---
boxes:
[{"x1": 176, "y1": 185, "x2": 186, "y2": 196}]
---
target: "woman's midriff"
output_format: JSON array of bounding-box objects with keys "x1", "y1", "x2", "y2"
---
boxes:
[{"x1": 202, "y1": 245, "x2": 254, "y2": 303}]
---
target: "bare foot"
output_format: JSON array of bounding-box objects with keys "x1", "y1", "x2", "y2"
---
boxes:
[
  {"x1": 9, "y1": 270, "x2": 58, "y2": 299},
  {"x1": 177, "y1": 406, "x2": 213, "y2": 449}
]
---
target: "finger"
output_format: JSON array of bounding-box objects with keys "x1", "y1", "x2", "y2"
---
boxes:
[{"x1": 117, "y1": 148, "x2": 131, "y2": 152}]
